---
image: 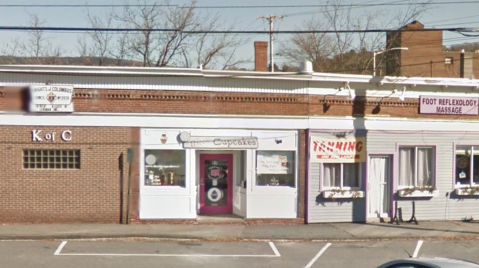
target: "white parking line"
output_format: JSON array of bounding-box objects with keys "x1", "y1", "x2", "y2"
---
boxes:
[
  {"x1": 269, "y1": 242, "x2": 281, "y2": 257},
  {"x1": 304, "y1": 243, "x2": 332, "y2": 268},
  {"x1": 54, "y1": 240, "x2": 281, "y2": 258},
  {"x1": 412, "y1": 240, "x2": 424, "y2": 258},
  {"x1": 54, "y1": 241, "x2": 68, "y2": 256}
]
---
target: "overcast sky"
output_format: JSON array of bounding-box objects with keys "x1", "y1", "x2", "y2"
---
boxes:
[{"x1": 1, "y1": 0, "x2": 478, "y2": 68}]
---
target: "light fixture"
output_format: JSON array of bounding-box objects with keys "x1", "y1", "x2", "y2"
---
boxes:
[
  {"x1": 397, "y1": 86, "x2": 407, "y2": 102},
  {"x1": 373, "y1": 47, "x2": 409, "y2": 76},
  {"x1": 179, "y1": 131, "x2": 191, "y2": 142}
]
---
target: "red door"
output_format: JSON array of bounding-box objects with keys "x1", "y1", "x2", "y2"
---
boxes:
[{"x1": 199, "y1": 154, "x2": 233, "y2": 214}]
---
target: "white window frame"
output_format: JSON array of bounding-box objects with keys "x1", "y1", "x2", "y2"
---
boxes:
[
  {"x1": 455, "y1": 145, "x2": 479, "y2": 187},
  {"x1": 321, "y1": 162, "x2": 362, "y2": 190},
  {"x1": 398, "y1": 146, "x2": 436, "y2": 189},
  {"x1": 143, "y1": 149, "x2": 187, "y2": 188}
]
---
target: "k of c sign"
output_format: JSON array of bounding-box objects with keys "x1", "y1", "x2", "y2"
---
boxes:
[
  {"x1": 32, "y1": 130, "x2": 72, "y2": 142},
  {"x1": 310, "y1": 136, "x2": 366, "y2": 163}
]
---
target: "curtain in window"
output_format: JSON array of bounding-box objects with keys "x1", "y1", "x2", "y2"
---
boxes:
[
  {"x1": 399, "y1": 148, "x2": 414, "y2": 186},
  {"x1": 417, "y1": 148, "x2": 434, "y2": 186},
  {"x1": 343, "y1": 163, "x2": 360, "y2": 188},
  {"x1": 323, "y1": 163, "x2": 340, "y2": 187}
]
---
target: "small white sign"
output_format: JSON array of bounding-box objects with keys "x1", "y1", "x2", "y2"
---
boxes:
[
  {"x1": 257, "y1": 151, "x2": 292, "y2": 174},
  {"x1": 29, "y1": 85, "x2": 74, "y2": 112}
]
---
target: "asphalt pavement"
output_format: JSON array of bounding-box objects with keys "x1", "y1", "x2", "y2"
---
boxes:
[{"x1": 1, "y1": 220, "x2": 479, "y2": 241}]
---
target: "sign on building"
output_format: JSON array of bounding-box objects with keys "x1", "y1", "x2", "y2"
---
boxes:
[
  {"x1": 310, "y1": 136, "x2": 366, "y2": 163},
  {"x1": 183, "y1": 136, "x2": 258, "y2": 149},
  {"x1": 29, "y1": 85, "x2": 74, "y2": 112},
  {"x1": 420, "y1": 95, "x2": 478, "y2": 115}
]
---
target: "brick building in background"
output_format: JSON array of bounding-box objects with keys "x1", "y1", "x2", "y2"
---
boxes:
[{"x1": 384, "y1": 20, "x2": 479, "y2": 78}]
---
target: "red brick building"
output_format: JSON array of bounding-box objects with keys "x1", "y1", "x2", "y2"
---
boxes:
[{"x1": 385, "y1": 21, "x2": 479, "y2": 78}]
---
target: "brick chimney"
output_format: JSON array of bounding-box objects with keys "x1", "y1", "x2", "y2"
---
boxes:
[{"x1": 254, "y1": 41, "x2": 268, "y2": 71}]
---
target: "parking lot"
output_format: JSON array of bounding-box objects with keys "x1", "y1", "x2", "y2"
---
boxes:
[{"x1": 2, "y1": 239, "x2": 479, "y2": 268}]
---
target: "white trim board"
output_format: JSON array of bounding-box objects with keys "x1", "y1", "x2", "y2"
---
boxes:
[{"x1": 2, "y1": 113, "x2": 479, "y2": 132}]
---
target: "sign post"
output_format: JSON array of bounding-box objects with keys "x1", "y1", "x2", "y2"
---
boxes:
[{"x1": 126, "y1": 148, "x2": 134, "y2": 224}]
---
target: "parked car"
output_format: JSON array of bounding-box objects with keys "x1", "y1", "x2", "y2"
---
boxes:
[{"x1": 377, "y1": 257, "x2": 479, "y2": 268}]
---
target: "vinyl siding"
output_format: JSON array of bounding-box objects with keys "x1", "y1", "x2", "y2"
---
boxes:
[
  {"x1": 367, "y1": 131, "x2": 479, "y2": 221},
  {"x1": 307, "y1": 131, "x2": 366, "y2": 223},
  {"x1": 307, "y1": 130, "x2": 479, "y2": 223}
]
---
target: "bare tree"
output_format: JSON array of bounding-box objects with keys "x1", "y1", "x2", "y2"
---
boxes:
[
  {"x1": 279, "y1": 0, "x2": 431, "y2": 74},
  {"x1": 19, "y1": 13, "x2": 62, "y2": 64},
  {"x1": 114, "y1": 0, "x2": 196, "y2": 67},
  {"x1": 279, "y1": 18, "x2": 335, "y2": 72},
  {"x1": 0, "y1": 38, "x2": 23, "y2": 64},
  {"x1": 85, "y1": 10, "x2": 115, "y2": 66},
  {"x1": 191, "y1": 14, "x2": 248, "y2": 69},
  {"x1": 114, "y1": 0, "x2": 246, "y2": 68}
]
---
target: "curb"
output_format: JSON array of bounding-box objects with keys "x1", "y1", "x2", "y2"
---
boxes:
[{"x1": 1, "y1": 234, "x2": 479, "y2": 242}]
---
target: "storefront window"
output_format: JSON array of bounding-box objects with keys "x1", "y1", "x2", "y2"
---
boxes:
[
  {"x1": 144, "y1": 150, "x2": 186, "y2": 187},
  {"x1": 256, "y1": 151, "x2": 295, "y2": 187},
  {"x1": 323, "y1": 163, "x2": 361, "y2": 189},
  {"x1": 455, "y1": 146, "x2": 479, "y2": 186},
  {"x1": 399, "y1": 147, "x2": 435, "y2": 188}
]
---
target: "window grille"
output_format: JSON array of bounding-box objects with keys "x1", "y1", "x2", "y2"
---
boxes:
[{"x1": 23, "y1": 149, "x2": 80, "y2": 169}]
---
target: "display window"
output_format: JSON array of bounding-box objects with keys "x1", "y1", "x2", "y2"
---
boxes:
[
  {"x1": 256, "y1": 150, "x2": 295, "y2": 187},
  {"x1": 144, "y1": 150, "x2": 186, "y2": 187},
  {"x1": 455, "y1": 146, "x2": 479, "y2": 186},
  {"x1": 322, "y1": 163, "x2": 361, "y2": 189}
]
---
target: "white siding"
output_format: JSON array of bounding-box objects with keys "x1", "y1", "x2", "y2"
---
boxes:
[
  {"x1": 367, "y1": 131, "x2": 479, "y2": 221},
  {"x1": 307, "y1": 132, "x2": 366, "y2": 223}
]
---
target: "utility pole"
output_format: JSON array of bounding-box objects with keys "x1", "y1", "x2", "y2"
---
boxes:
[{"x1": 258, "y1": 15, "x2": 283, "y2": 72}]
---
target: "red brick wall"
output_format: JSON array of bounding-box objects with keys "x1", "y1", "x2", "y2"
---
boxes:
[
  {"x1": 0, "y1": 126, "x2": 137, "y2": 223},
  {"x1": 387, "y1": 29, "x2": 479, "y2": 78}
]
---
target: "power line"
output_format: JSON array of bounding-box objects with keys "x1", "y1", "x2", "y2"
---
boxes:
[
  {"x1": 1, "y1": 2, "x2": 479, "y2": 8},
  {"x1": 0, "y1": 26, "x2": 476, "y2": 34}
]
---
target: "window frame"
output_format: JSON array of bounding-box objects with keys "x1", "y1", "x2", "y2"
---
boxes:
[
  {"x1": 321, "y1": 162, "x2": 362, "y2": 190},
  {"x1": 23, "y1": 149, "x2": 81, "y2": 170},
  {"x1": 143, "y1": 149, "x2": 187, "y2": 188},
  {"x1": 397, "y1": 145, "x2": 436, "y2": 189},
  {"x1": 454, "y1": 145, "x2": 479, "y2": 188}
]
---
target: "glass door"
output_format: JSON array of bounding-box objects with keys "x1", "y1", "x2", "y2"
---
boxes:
[{"x1": 199, "y1": 154, "x2": 233, "y2": 214}]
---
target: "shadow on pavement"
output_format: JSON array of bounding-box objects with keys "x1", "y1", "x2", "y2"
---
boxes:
[{"x1": 361, "y1": 222, "x2": 479, "y2": 236}]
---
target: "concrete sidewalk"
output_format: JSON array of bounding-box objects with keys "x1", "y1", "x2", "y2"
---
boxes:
[{"x1": 1, "y1": 220, "x2": 479, "y2": 241}]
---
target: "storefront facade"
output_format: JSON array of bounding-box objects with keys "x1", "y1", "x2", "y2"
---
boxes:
[
  {"x1": 140, "y1": 129, "x2": 299, "y2": 219},
  {"x1": 2, "y1": 65, "x2": 479, "y2": 224},
  {"x1": 307, "y1": 95, "x2": 479, "y2": 223},
  {"x1": 0, "y1": 65, "x2": 307, "y2": 223}
]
